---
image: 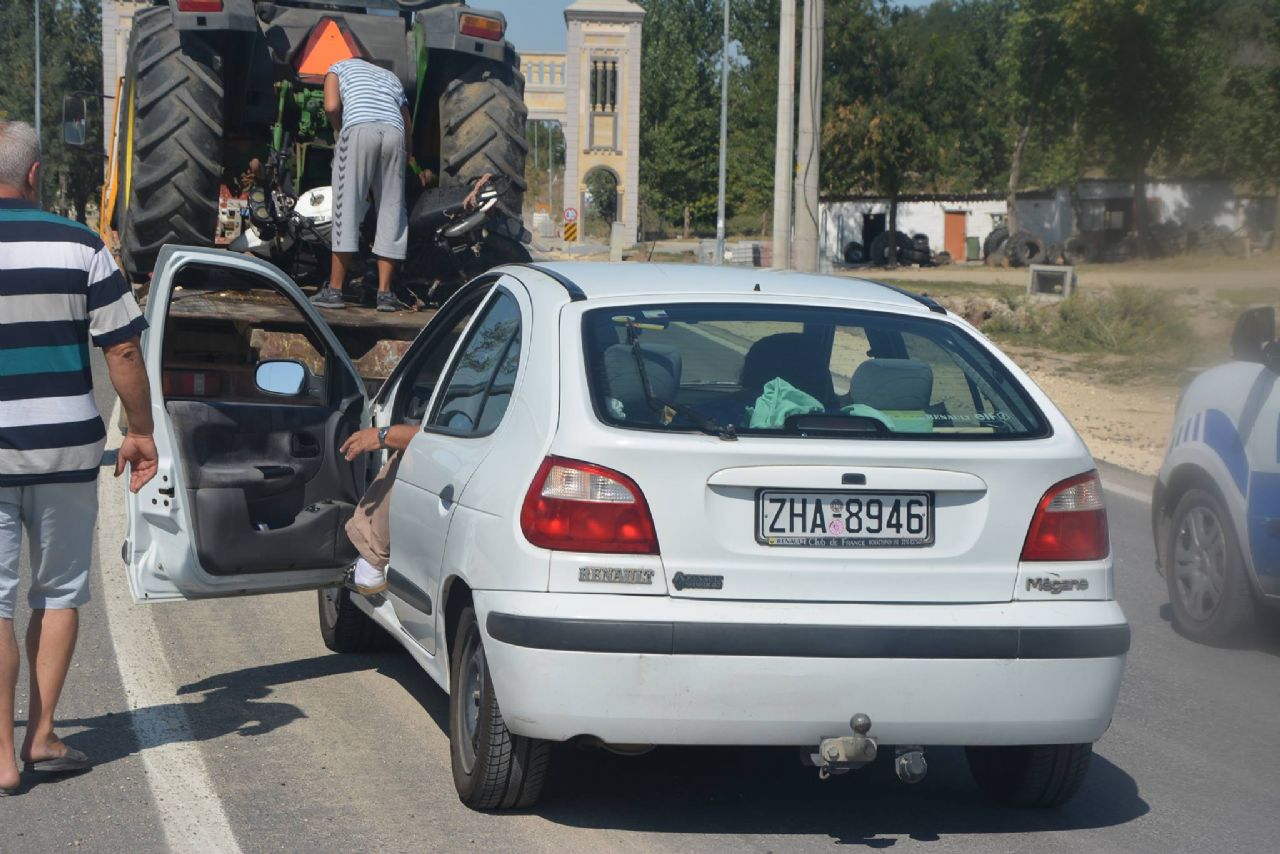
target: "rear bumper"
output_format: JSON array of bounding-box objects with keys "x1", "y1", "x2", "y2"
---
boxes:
[{"x1": 474, "y1": 592, "x2": 1128, "y2": 746}]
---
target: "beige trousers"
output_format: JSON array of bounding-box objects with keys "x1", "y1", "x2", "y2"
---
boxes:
[{"x1": 345, "y1": 452, "x2": 401, "y2": 571}]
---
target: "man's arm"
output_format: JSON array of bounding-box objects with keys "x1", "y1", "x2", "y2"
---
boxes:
[
  {"x1": 340, "y1": 424, "x2": 416, "y2": 461},
  {"x1": 324, "y1": 72, "x2": 343, "y2": 133},
  {"x1": 103, "y1": 336, "x2": 158, "y2": 492}
]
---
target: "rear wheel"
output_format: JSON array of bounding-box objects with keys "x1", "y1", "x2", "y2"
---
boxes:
[
  {"x1": 439, "y1": 62, "x2": 528, "y2": 220},
  {"x1": 966, "y1": 743, "x2": 1092, "y2": 807},
  {"x1": 449, "y1": 605, "x2": 549, "y2": 809},
  {"x1": 1165, "y1": 488, "x2": 1258, "y2": 643},
  {"x1": 317, "y1": 587, "x2": 392, "y2": 654},
  {"x1": 119, "y1": 7, "x2": 225, "y2": 282}
]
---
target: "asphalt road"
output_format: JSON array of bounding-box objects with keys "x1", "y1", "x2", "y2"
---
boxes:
[{"x1": 3, "y1": 363, "x2": 1279, "y2": 853}]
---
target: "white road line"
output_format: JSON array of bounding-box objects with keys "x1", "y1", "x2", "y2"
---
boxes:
[{"x1": 97, "y1": 402, "x2": 243, "y2": 854}]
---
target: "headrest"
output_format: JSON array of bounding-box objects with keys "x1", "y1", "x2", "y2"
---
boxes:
[
  {"x1": 602, "y1": 343, "x2": 682, "y2": 423},
  {"x1": 740, "y1": 333, "x2": 835, "y2": 406},
  {"x1": 850, "y1": 358, "x2": 934, "y2": 410}
]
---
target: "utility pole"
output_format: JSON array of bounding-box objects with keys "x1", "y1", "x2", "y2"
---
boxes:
[
  {"x1": 771, "y1": 0, "x2": 796, "y2": 270},
  {"x1": 714, "y1": 0, "x2": 730, "y2": 265},
  {"x1": 793, "y1": 0, "x2": 823, "y2": 272},
  {"x1": 34, "y1": 0, "x2": 42, "y2": 140}
]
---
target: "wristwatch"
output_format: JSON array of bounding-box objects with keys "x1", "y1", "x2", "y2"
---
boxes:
[{"x1": 377, "y1": 426, "x2": 390, "y2": 449}]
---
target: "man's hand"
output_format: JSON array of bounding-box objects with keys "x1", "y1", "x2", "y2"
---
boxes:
[
  {"x1": 116, "y1": 433, "x2": 158, "y2": 493},
  {"x1": 340, "y1": 428, "x2": 383, "y2": 461}
]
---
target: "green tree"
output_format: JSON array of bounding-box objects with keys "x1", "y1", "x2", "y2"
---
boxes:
[
  {"x1": 1064, "y1": 0, "x2": 1218, "y2": 253},
  {"x1": 1001, "y1": 0, "x2": 1074, "y2": 234},
  {"x1": 637, "y1": 0, "x2": 724, "y2": 236},
  {"x1": 0, "y1": 0, "x2": 103, "y2": 222}
]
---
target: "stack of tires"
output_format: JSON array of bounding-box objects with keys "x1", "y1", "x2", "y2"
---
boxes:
[
  {"x1": 983, "y1": 225, "x2": 1050, "y2": 268},
  {"x1": 868, "y1": 230, "x2": 932, "y2": 266}
]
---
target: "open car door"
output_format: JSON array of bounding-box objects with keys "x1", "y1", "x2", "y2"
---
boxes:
[{"x1": 125, "y1": 246, "x2": 368, "y2": 602}]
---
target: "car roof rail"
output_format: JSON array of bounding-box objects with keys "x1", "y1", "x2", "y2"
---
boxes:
[
  {"x1": 516, "y1": 263, "x2": 587, "y2": 302},
  {"x1": 865, "y1": 279, "x2": 947, "y2": 315}
]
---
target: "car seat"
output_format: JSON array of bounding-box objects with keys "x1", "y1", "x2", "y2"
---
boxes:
[
  {"x1": 602, "y1": 343, "x2": 683, "y2": 424},
  {"x1": 848, "y1": 358, "x2": 935, "y2": 432},
  {"x1": 740, "y1": 333, "x2": 836, "y2": 407}
]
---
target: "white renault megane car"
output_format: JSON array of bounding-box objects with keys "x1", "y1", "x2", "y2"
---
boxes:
[{"x1": 125, "y1": 250, "x2": 1128, "y2": 810}]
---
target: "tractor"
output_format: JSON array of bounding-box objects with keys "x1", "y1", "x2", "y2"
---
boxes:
[{"x1": 105, "y1": 0, "x2": 529, "y2": 293}]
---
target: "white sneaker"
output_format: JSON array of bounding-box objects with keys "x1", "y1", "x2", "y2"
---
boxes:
[{"x1": 352, "y1": 558, "x2": 388, "y2": 596}]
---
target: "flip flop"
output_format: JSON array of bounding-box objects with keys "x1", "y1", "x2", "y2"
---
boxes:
[
  {"x1": 0, "y1": 785, "x2": 18, "y2": 797},
  {"x1": 23, "y1": 747, "x2": 90, "y2": 775}
]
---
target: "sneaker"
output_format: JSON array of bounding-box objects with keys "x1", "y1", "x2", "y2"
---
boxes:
[
  {"x1": 309, "y1": 287, "x2": 346, "y2": 310},
  {"x1": 351, "y1": 558, "x2": 387, "y2": 596},
  {"x1": 376, "y1": 291, "x2": 412, "y2": 312}
]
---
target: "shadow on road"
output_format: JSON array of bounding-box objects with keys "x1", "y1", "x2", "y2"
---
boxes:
[
  {"x1": 530, "y1": 743, "x2": 1149, "y2": 844},
  {"x1": 21, "y1": 653, "x2": 387, "y2": 778},
  {"x1": 369, "y1": 648, "x2": 1151, "y2": 843}
]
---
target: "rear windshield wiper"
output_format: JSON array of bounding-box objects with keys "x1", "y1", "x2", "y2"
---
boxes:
[{"x1": 626, "y1": 324, "x2": 737, "y2": 441}]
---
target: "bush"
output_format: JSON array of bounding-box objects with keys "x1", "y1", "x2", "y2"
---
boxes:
[{"x1": 945, "y1": 287, "x2": 1193, "y2": 359}]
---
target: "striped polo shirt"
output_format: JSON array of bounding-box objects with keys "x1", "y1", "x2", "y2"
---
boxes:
[
  {"x1": 0, "y1": 199, "x2": 147, "y2": 486},
  {"x1": 330, "y1": 58, "x2": 408, "y2": 131}
]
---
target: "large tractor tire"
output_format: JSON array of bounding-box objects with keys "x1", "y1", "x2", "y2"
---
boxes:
[
  {"x1": 439, "y1": 62, "x2": 528, "y2": 219},
  {"x1": 118, "y1": 7, "x2": 224, "y2": 282}
]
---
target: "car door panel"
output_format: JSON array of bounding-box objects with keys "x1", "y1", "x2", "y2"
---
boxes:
[
  {"x1": 386, "y1": 281, "x2": 530, "y2": 652},
  {"x1": 126, "y1": 246, "x2": 366, "y2": 602}
]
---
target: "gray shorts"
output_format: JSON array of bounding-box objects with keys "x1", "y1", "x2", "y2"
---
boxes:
[
  {"x1": 332, "y1": 122, "x2": 408, "y2": 260},
  {"x1": 0, "y1": 481, "x2": 97, "y2": 620}
]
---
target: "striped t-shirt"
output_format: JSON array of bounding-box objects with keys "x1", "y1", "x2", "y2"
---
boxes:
[
  {"x1": 0, "y1": 199, "x2": 148, "y2": 486},
  {"x1": 330, "y1": 58, "x2": 409, "y2": 131}
]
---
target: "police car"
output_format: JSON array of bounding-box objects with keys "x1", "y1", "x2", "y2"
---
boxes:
[{"x1": 1154, "y1": 306, "x2": 1280, "y2": 642}]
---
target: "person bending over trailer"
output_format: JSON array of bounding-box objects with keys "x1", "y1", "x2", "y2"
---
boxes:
[{"x1": 309, "y1": 57, "x2": 422, "y2": 313}]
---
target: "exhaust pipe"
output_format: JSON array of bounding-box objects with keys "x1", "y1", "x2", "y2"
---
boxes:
[{"x1": 894, "y1": 746, "x2": 927, "y2": 784}]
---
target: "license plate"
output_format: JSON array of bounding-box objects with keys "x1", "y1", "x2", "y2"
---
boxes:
[{"x1": 756, "y1": 490, "x2": 934, "y2": 548}]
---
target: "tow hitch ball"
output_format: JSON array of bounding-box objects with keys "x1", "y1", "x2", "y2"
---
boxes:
[
  {"x1": 813, "y1": 714, "x2": 928, "y2": 784},
  {"x1": 815, "y1": 714, "x2": 877, "y2": 780}
]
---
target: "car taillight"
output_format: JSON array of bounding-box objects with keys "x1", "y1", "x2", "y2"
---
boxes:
[
  {"x1": 521, "y1": 457, "x2": 659, "y2": 555},
  {"x1": 460, "y1": 13, "x2": 504, "y2": 41},
  {"x1": 1020, "y1": 471, "x2": 1109, "y2": 561},
  {"x1": 176, "y1": 0, "x2": 224, "y2": 12}
]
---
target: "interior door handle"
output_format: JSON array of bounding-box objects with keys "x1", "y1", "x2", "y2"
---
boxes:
[{"x1": 291, "y1": 433, "x2": 320, "y2": 458}]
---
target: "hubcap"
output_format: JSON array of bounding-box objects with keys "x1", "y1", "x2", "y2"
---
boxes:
[
  {"x1": 459, "y1": 633, "x2": 486, "y2": 774},
  {"x1": 1172, "y1": 505, "x2": 1227, "y2": 622}
]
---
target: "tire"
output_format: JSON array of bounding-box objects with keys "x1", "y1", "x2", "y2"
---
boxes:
[
  {"x1": 1044, "y1": 242, "x2": 1064, "y2": 265},
  {"x1": 449, "y1": 605, "x2": 550, "y2": 810},
  {"x1": 842, "y1": 241, "x2": 864, "y2": 264},
  {"x1": 869, "y1": 230, "x2": 913, "y2": 266},
  {"x1": 1007, "y1": 230, "x2": 1046, "y2": 267},
  {"x1": 934, "y1": 250, "x2": 953, "y2": 266},
  {"x1": 317, "y1": 587, "x2": 393, "y2": 654},
  {"x1": 983, "y1": 224, "x2": 1009, "y2": 259},
  {"x1": 966, "y1": 743, "x2": 1093, "y2": 808},
  {"x1": 1165, "y1": 488, "x2": 1258, "y2": 644},
  {"x1": 439, "y1": 62, "x2": 529, "y2": 220},
  {"x1": 1063, "y1": 235, "x2": 1095, "y2": 265},
  {"x1": 118, "y1": 7, "x2": 225, "y2": 282}
]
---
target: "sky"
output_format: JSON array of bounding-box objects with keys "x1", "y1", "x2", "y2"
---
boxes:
[{"x1": 482, "y1": 1, "x2": 932, "y2": 54}]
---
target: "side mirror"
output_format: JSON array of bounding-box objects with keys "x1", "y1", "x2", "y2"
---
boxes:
[
  {"x1": 61, "y1": 94, "x2": 91, "y2": 148},
  {"x1": 1231, "y1": 307, "x2": 1276, "y2": 364},
  {"x1": 255, "y1": 360, "x2": 307, "y2": 397}
]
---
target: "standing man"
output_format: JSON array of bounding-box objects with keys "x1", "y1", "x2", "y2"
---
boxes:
[
  {"x1": 0, "y1": 120, "x2": 156, "y2": 795},
  {"x1": 310, "y1": 57, "x2": 415, "y2": 313}
]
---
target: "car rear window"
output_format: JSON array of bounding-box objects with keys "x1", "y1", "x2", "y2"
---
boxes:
[{"x1": 581, "y1": 303, "x2": 1049, "y2": 440}]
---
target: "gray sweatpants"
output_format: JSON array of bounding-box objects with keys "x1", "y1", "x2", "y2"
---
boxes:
[
  {"x1": 0, "y1": 481, "x2": 98, "y2": 620},
  {"x1": 331, "y1": 122, "x2": 408, "y2": 260}
]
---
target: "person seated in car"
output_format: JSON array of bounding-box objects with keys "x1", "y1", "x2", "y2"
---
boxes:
[{"x1": 337, "y1": 424, "x2": 418, "y2": 595}]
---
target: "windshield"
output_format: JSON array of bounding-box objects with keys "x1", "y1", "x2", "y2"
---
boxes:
[{"x1": 582, "y1": 303, "x2": 1049, "y2": 440}]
